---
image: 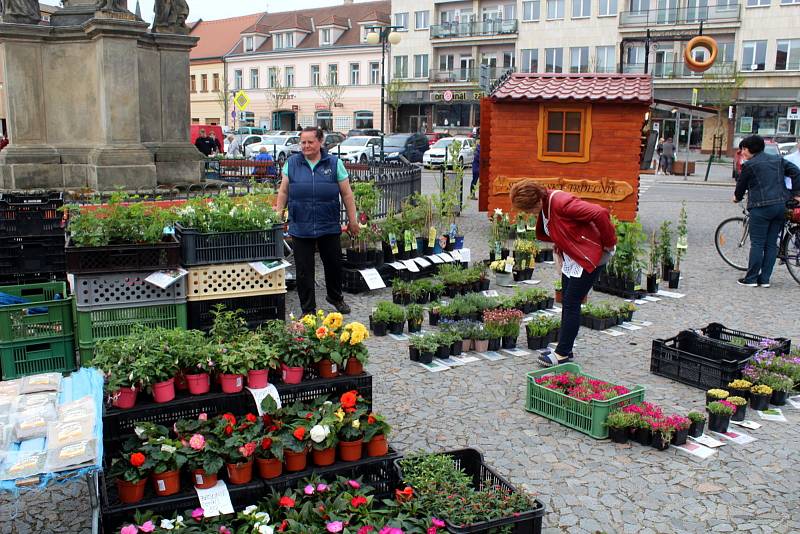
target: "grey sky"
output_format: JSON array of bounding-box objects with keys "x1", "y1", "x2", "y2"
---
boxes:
[{"x1": 40, "y1": 1, "x2": 372, "y2": 24}]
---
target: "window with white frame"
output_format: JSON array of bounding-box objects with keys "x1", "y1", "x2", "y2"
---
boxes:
[
  {"x1": 327, "y1": 64, "x2": 338, "y2": 85},
  {"x1": 321, "y1": 29, "x2": 331, "y2": 45},
  {"x1": 370, "y1": 62, "x2": 380, "y2": 84},
  {"x1": 285, "y1": 33, "x2": 294, "y2": 48},
  {"x1": 572, "y1": 0, "x2": 591, "y2": 17},
  {"x1": 311, "y1": 65, "x2": 320, "y2": 86},
  {"x1": 335, "y1": 116, "x2": 352, "y2": 131},
  {"x1": 394, "y1": 55, "x2": 408, "y2": 78},
  {"x1": 599, "y1": 0, "x2": 618, "y2": 16},
  {"x1": 570, "y1": 47, "x2": 590, "y2": 72},
  {"x1": 521, "y1": 49, "x2": 539, "y2": 72},
  {"x1": 718, "y1": 41, "x2": 735, "y2": 63},
  {"x1": 776, "y1": 39, "x2": 800, "y2": 70},
  {"x1": 780, "y1": 0, "x2": 800, "y2": 4},
  {"x1": 350, "y1": 63, "x2": 360, "y2": 85},
  {"x1": 394, "y1": 12, "x2": 409, "y2": 30},
  {"x1": 523, "y1": 0, "x2": 541, "y2": 20},
  {"x1": 547, "y1": 0, "x2": 565, "y2": 19},
  {"x1": 354, "y1": 111, "x2": 374, "y2": 129},
  {"x1": 267, "y1": 68, "x2": 277, "y2": 88},
  {"x1": 545, "y1": 48, "x2": 564, "y2": 72},
  {"x1": 746, "y1": 0, "x2": 769, "y2": 6},
  {"x1": 273, "y1": 34, "x2": 283, "y2": 49},
  {"x1": 629, "y1": 0, "x2": 650, "y2": 14},
  {"x1": 742, "y1": 40, "x2": 767, "y2": 70},
  {"x1": 285, "y1": 67, "x2": 295, "y2": 88},
  {"x1": 439, "y1": 54, "x2": 454, "y2": 71},
  {"x1": 244, "y1": 36, "x2": 254, "y2": 52},
  {"x1": 414, "y1": 10, "x2": 429, "y2": 29},
  {"x1": 250, "y1": 68, "x2": 259, "y2": 89},
  {"x1": 234, "y1": 69, "x2": 242, "y2": 90},
  {"x1": 502, "y1": 3, "x2": 516, "y2": 18},
  {"x1": 596, "y1": 46, "x2": 616, "y2": 72},
  {"x1": 414, "y1": 54, "x2": 429, "y2": 78}
]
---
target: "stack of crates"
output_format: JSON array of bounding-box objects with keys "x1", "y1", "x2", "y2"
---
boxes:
[
  {"x1": 176, "y1": 223, "x2": 287, "y2": 331},
  {"x1": 0, "y1": 192, "x2": 66, "y2": 285},
  {"x1": 0, "y1": 281, "x2": 75, "y2": 379}
]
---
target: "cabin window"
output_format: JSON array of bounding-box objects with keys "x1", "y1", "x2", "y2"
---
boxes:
[{"x1": 538, "y1": 104, "x2": 592, "y2": 163}]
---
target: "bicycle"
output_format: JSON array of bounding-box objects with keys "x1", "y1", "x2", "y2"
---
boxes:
[{"x1": 715, "y1": 199, "x2": 800, "y2": 285}]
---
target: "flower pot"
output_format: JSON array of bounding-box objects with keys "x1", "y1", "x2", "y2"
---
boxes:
[
  {"x1": 731, "y1": 404, "x2": 747, "y2": 422},
  {"x1": 389, "y1": 321, "x2": 404, "y2": 335},
  {"x1": 111, "y1": 387, "x2": 138, "y2": 409},
  {"x1": 116, "y1": 478, "x2": 146, "y2": 504},
  {"x1": 480, "y1": 278, "x2": 490, "y2": 291},
  {"x1": 152, "y1": 469, "x2": 180, "y2": 496},
  {"x1": 750, "y1": 393, "x2": 770, "y2": 411},
  {"x1": 436, "y1": 344, "x2": 450, "y2": 360},
  {"x1": 707, "y1": 413, "x2": 730, "y2": 433},
  {"x1": 429, "y1": 311, "x2": 440, "y2": 326},
  {"x1": 226, "y1": 459, "x2": 254, "y2": 485},
  {"x1": 312, "y1": 447, "x2": 336, "y2": 467},
  {"x1": 634, "y1": 427, "x2": 652, "y2": 446},
  {"x1": 770, "y1": 390, "x2": 789, "y2": 406},
  {"x1": 651, "y1": 433, "x2": 670, "y2": 451},
  {"x1": 450, "y1": 340, "x2": 464, "y2": 356},
  {"x1": 646, "y1": 274, "x2": 659, "y2": 294},
  {"x1": 487, "y1": 337, "x2": 501, "y2": 351},
  {"x1": 220, "y1": 373, "x2": 245, "y2": 393},
  {"x1": 495, "y1": 272, "x2": 512, "y2": 286},
  {"x1": 373, "y1": 321, "x2": 388, "y2": 336},
  {"x1": 316, "y1": 360, "x2": 339, "y2": 379},
  {"x1": 608, "y1": 426, "x2": 628, "y2": 444},
  {"x1": 474, "y1": 339, "x2": 490, "y2": 353},
  {"x1": 345, "y1": 357, "x2": 364, "y2": 376},
  {"x1": 366, "y1": 434, "x2": 389, "y2": 457},
  {"x1": 150, "y1": 378, "x2": 176, "y2": 404},
  {"x1": 174, "y1": 371, "x2": 188, "y2": 391},
  {"x1": 668, "y1": 270, "x2": 680, "y2": 289},
  {"x1": 671, "y1": 428, "x2": 689, "y2": 446},
  {"x1": 729, "y1": 387, "x2": 750, "y2": 401},
  {"x1": 527, "y1": 335, "x2": 547, "y2": 350},
  {"x1": 247, "y1": 369, "x2": 270, "y2": 389},
  {"x1": 338, "y1": 439, "x2": 363, "y2": 462},
  {"x1": 463, "y1": 339, "x2": 474, "y2": 352},
  {"x1": 661, "y1": 262, "x2": 674, "y2": 282},
  {"x1": 688, "y1": 419, "x2": 705, "y2": 438},
  {"x1": 256, "y1": 457, "x2": 282, "y2": 479},
  {"x1": 409, "y1": 346, "x2": 420, "y2": 362},
  {"x1": 501, "y1": 336, "x2": 517, "y2": 350},
  {"x1": 280, "y1": 363, "x2": 304, "y2": 384},
  {"x1": 418, "y1": 350, "x2": 434, "y2": 364},
  {"x1": 408, "y1": 320, "x2": 422, "y2": 333},
  {"x1": 706, "y1": 393, "x2": 727, "y2": 405},
  {"x1": 546, "y1": 297, "x2": 555, "y2": 309},
  {"x1": 554, "y1": 290, "x2": 562, "y2": 304},
  {"x1": 185, "y1": 373, "x2": 211, "y2": 395},
  {"x1": 454, "y1": 235, "x2": 465, "y2": 249},
  {"x1": 193, "y1": 469, "x2": 218, "y2": 489},
  {"x1": 283, "y1": 449, "x2": 308, "y2": 472}
]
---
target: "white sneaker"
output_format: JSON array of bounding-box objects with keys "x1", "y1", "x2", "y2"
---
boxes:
[{"x1": 759, "y1": 283, "x2": 770, "y2": 288}]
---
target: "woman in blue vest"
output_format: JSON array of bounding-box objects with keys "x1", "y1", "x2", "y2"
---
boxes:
[{"x1": 276, "y1": 127, "x2": 359, "y2": 314}]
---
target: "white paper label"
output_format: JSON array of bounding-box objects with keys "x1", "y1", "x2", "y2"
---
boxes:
[
  {"x1": 401, "y1": 259, "x2": 420, "y2": 272},
  {"x1": 359, "y1": 268, "x2": 386, "y2": 290},
  {"x1": 246, "y1": 384, "x2": 281, "y2": 416},
  {"x1": 196, "y1": 480, "x2": 235, "y2": 517},
  {"x1": 157, "y1": 479, "x2": 166, "y2": 492},
  {"x1": 427, "y1": 255, "x2": 445, "y2": 264},
  {"x1": 195, "y1": 474, "x2": 204, "y2": 485},
  {"x1": 331, "y1": 363, "x2": 337, "y2": 373},
  {"x1": 235, "y1": 377, "x2": 242, "y2": 388},
  {"x1": 389, "y1": 262, "x2": 407, "y2": 270},
  {"x1": 414, "y1": 257, "x2": 432, "y2": 268},
  {"x1": 482, "y1": 290, "x2": 499, "y2": 297},
  {"x1": 504, "y1": 262, "x2": 513, "y2": 273},
  {"x1": 438, "y1": 252, "x2": 454, "y2": 262},
  {"x1": 458, "y1": 248, "x2": 471, "y2": 262},
  {"x1": 249, "y1": 259, "x2": 291, "y2": 277},
  {"x1": 146, "y1": 268, "x2": 188, "y2": 289},
  {"x1": 449, "y1": 250, "x2": 462, "y2": 261}
]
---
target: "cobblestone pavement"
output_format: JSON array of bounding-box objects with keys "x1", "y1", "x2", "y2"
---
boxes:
[{"x1": 285, "y1": 171, "x2": 800, "y2": 534}]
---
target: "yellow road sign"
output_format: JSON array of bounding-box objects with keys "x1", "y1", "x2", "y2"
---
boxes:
[{"x1": 234, "y1": 90, "x2": 250, "y2": 111}]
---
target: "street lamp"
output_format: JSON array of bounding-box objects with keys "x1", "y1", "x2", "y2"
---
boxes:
[{"x1": 366, "y1": 25, "x2": 403, "y2": 162}]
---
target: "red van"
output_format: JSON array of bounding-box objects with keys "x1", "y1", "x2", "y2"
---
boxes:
[{"x1": 190, "y1": 124, "x2": 224, "y2": 146}]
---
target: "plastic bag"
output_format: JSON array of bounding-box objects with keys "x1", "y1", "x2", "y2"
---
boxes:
[
  {"x1": 0, "y1": 451, "x2": 47, "y2": 480},
  {"x1": 45, "y1": 439, "x2": 99, "y2": 473},
  {"x1": 13, "y1": 405, "x2": 57, "y2": 441},
  {"x1": 58, "y1": 396, "x2": 96, "y2": 424},
  {"x1": 21, "y1": 373, "x2": 62, "y2": 394},
  {"x1": 15, "y1": 392, "x2": 58, "y2": 412},
  {"x1": 0, "y1": 379, "x2": 21, "y2": 396},
  {"x1": 47, "y1": 420, "x2": 94, "y2": 448}
]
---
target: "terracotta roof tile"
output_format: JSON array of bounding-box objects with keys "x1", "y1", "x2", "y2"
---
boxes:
[
  {"x1": 270, "y1": 13, "x2": 313, "y2": 32},
  {"x1": 189, "y1": 13, "x2": 264, "y2": 60},
  {"x1": 491, "y1": 73, "x2": 653, "y2": 103},
  {"x1": 358, "y1": 10, "x2": 390, "y2": 23},
  {"x1": 317, "y1": 15, "x2": 350, "y2": 27}
]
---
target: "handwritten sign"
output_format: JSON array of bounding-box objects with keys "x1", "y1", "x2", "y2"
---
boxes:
[
  {"x1": 195, "y1": 481, "x2": 234, "y2": 517},
  {"x1": 414, "y1": 257, "x2": 432, "y2": 268},
  {"x1": 247, "y1": 384, "x2": 281, "y2": 415},
  {"x1": 389, "y1": 262, "x2": 406, "y2": 270},
  {"x1": 427, "y1": 255, "x2": 444, "y2": 264}
]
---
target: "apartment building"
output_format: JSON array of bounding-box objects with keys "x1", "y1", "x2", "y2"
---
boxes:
[
  {"x1": 390, "y1": 0, "x2": 800, "y2": 148},
  {"x1": 223, "y1": 1, "x2": 390, "y2": 132}
]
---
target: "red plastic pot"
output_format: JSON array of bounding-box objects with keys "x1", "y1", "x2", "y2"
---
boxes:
[
  {"x1": 226, "y1": 459, "x2": 254, "y2": 485},
  {"x1": 174, "y1": 371, "x2": 189, "y2": 391},
  {"x1": 256, "y1": 457, "x2": 282, "y2": 479},
  {"x1": 365, "y1": 434, "x2": 389, "y2": 457},
  {"x1": 185, "y1": 373, "x2": 211, "y2": 395},
  {"x1": 152, "y1": 469, "x2": 180, "y2": 496},
  {"x1": 281, "y1": 363, "x2": 304, "y2": 384},
  {"x1": 193, "y1": 469, "x2": 218, "y2": 489},
  {"x1": 345, "y1": 358, "x2": 364, "y2": 376},
  {"x1": 112, "y1": 387, "x2": 138, "y2": 409},
  {"x1": 312, "y1": 447, "x2": 336, "y2": 466},
  {"x1": 247, "y1": 369, "x2": 269, "y2": 389},
  {"x1": 220, "y1": 373, "x2": 245, "y2": 394},
  {"x1": 283, "y1": 449, "x2": 308, "y2": 472},
  {"x1": 151, "y1": 378, "x2": 176, "y2": 404},
  {"x1": 338, "y1": 439, "x2": 363, "y2": 462},
  {"x1": 116, "y1": 478, "x2": 146, "y2": 504}
]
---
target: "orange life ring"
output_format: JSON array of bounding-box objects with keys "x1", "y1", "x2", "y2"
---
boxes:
[{"x1": 684, "y1": 36, "x2": 718, "y2": 72}]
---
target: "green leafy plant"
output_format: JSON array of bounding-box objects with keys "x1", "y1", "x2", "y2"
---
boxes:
[
  {"x1": 675, "y1": 201, "x2": 688, "y2": 271},
  {"x1": 658, "y1": 221, "x2": 674, "y2": 269},
  {"x1": 707, "y1": 401, "x2": 735, "y2": 416},
  {"x1": 526, "y1": 315, "x2": 560, "y2": 337},
  {"x1": 687, "y1": 411, "x2": 706, "y2": 423},
  {"x1": 406, "y1": 304, "x2": 424, "y2": 324},
  {"x1": 174, "y1": 193, "x2": 279, "y2": 232},
  {"x1": 605, "y1": 411, "x2": 636, "y2": 429}
]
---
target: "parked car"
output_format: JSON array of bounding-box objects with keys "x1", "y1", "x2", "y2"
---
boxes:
[
  {"x1": 383, "y1": 133, "x2": 429, "y2": 163},
  {"x1": 778, "y1": 141, "x2": 797, "y2": 156},
  {"x1": 423, "y1": 137, "x2": 476, "y2": 168},
  {"x1": 224, "y1": 134, "x2": 264, "y2": 156},
  {"x1": 246, "y1": 135, "x2": 300, "y2": 162},
  {"x1": 732, "y1": 141, "x2": 781, "y2": 178},
  {"x1": 330, "y1": 136, "x2": 381, "y2": 163},
  {"x1": 425, "y1": 132, "x2": 451, "y2": 146},
  {"x1": 235, "y1": 127, "x2": 267, "y2": 135},
  {"x1": 347, "y1": 128, "x2": 382, "y2": 137},
  {"x1": 290, "y1": 132, "x2": 346, "y2": 155}
]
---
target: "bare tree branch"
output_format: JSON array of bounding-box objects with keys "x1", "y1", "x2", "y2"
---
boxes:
[
  {"x1": 315, "y1": 83, "x2": 346, "y2": 112},
  {"x1": 700, "y1": 64, "x2": 744, "y2": 148}
]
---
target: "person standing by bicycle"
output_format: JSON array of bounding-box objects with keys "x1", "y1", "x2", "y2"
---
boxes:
[{"x1": 734, "y1": 135, "x2": 800, "y2": 287}]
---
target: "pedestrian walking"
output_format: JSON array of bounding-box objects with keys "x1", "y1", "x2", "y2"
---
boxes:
[
  {"x1": 194, "y1": 129, "x2": 214, "y2": 157},
  {"x1": 734, "y1": 135, "x2": 800, "y2": 287},
  {"x1": 510, "y1": 180, "x2": 617, "y2": 366},
  {"x1": 276, "y1": 127, "x2": 359, "y2": 315},
  {"x1": 225, "y1": 134, "x2": 241, "y2": 157},
  {"x1": 654, "y1": 137, "x2": 664, "y2": 174},
  {"x1": 469, "y1": 141, "x2": 480, "y2": 200},
  {"x1": 660, "y1": 137, "x2": 675, "y2": 175}
]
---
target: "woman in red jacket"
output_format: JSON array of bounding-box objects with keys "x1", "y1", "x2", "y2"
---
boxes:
[{"x1": 511, "y1": 180, "x2": 617, "y2": 366}]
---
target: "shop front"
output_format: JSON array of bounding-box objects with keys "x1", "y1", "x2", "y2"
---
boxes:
[{"x1": 395, "y1": 89, "x2": 484, "y2": 134}]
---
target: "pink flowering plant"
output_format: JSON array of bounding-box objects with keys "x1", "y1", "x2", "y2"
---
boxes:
[
  {"x1": 534, "y1": 372, "x2": 631, "y2": 402},
  {"x1": 118, "y1": 508, "x2": 235, "y2": 533},
  {"x1": 180, "y1": 432, "x2": 224, "y2": 478}
]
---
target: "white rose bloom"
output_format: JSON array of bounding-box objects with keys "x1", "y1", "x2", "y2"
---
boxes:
[
  {"x1": 161, "y1": 444, "x2": 177, "y2": 454},
  {"x1": 244, "y1": 505, "x2": 258, "y2": 515},
  {"x1": 309, "y1": 424, "x2": 327, "y2": 443},
  {"x1": 259, "y1": 525, "x2": 274, "y2": 534}
]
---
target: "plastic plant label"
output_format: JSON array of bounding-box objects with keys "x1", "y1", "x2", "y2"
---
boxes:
[
  {"x1": 389, "y1": 233, "x2": 399, "y2": 254},
  {"x1": 404, "y1": 230, "x2": 414, "y2": 252},
  {"x1": 438, "y1": 252, "x2": 454, "y2": 262},
  {"x1": 196, "y1": 480, "x2": 235, "y2": 517},
  {"x1": 677, "y1": 235, "x2": 688, "y2": 250},
  {"x1": 157, "y1": 479, "x2": 166, "y2": 492},
  {"x1": 504, "y1": 262, "x2": 513, "y2": 273},
  {"x1": 494, "y1": 241, "x2": 502, "y2": 256},
  {"x1": 195, "y1": 473, "x2": 204, "y2": 485},
  {"x1": 449, "y1": 223, "x2": 458, "y2": 240},
  {"x1": 413, "y1": 257, "x2": 432, "y2": 268},
  {"x1": 428, "y1": 226, "x2": 437, "y2": 248}
]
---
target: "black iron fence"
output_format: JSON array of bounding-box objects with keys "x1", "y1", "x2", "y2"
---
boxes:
[{"x1": 342, "y1": 162, "x2": 422, "y2": 223}]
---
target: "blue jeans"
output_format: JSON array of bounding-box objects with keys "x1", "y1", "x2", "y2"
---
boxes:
[
  {"x1": 745, "y1": 203, "x2": 785, "y2": 284},
  {"x1": 555, "y1": 265, "x2": 604, "y2": 357}
]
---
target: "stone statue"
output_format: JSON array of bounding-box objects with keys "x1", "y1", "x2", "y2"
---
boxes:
[
  {"x1": 153, "y1": 0, "x2": 189, "y2": 34},
  {"x1": 2, "y1": 0, "x2": 41, "y2": 25},
  {"x1": 96, "y1": 0, "x2": 129, "y2": 12}
]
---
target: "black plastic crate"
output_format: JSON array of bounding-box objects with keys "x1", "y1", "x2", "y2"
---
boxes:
[
  {"x1": 65, "y1": 236, "x2": 181, "y2": 275},
  {"x1": 102, "y1": 374, "x2": 373, "y2": 460},
  {"x1": 395, "y1": 448, "x2": 545, "y2": 534},
  {"x1": 176, "y1": 223, "x2": 285, "y2": 267},
  {"x1": 701, "y1": 322, "x2": 791, "y2": 357},
  {"x1": 187, "y1": 293, "x2": 286, "y2": 331},
  {"x1": 651, "y1": 335, "x2": 753, "y2": 390},
  {"x1": 0, "y1": 235, "x2": 66, "y2": 275},
  {"x1": 0, "y1": 192, "x2": 64, "y2": 236},
  {"x1": 0, "y1": 271, "x2": 66, "y2": 287},
  {"x1": 343, "y1": 264, "x2": 402, "y2": 294}
]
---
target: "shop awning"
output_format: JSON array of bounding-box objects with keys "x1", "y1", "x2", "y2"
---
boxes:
[{"x1": 652, "y1": 98, "x2": 717, "y2": 117}]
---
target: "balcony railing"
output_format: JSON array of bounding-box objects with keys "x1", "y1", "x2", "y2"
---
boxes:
[
  {"x1": 430, "y1": 19, "x2": 518, "y2": 39},
  {"x1": 619, "y1": 3, "x2": 740, "y2": 27},
  {"x1": 623, "y1": 60, "x2": 737, "y2": 78},
  {"x1": 428, "y1": 66, "x2": 511, "y2": 83}
]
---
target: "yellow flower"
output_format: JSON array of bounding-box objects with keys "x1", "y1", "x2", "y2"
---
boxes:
[
  {"x1": 316, "y1": 309, "x2": 325, "y2": 319},
  {"x1": 301, "y1": 315, "x2": 316, "y2": 328},
  {"x1": 340, "y1": 331, "x2": 351, "y2": 343},
  {"x1": 352, "y1": 419, "x2": 360, "y2": 429},
  {"x1": 324, "y1": 313, "x2": 344, "y2": 331},
  {"x1": 334, "y1": 408, "x2": 345, "y2": 422}
]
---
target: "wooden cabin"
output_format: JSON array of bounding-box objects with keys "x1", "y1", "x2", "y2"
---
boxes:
[{"x1": 479, "y1": 73, "x2": 653, "y2": 222}]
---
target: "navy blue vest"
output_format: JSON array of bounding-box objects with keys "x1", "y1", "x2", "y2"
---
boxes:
[{"x1": 287, "y1": 150, "x2": 342, "y2": 238}]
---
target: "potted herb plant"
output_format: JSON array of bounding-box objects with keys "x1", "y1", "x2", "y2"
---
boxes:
[
  {"x1": 108, "y1": 450, "x2": 149, "y2": 504},
  {"x1": 406, "y1": 304, "x2": 424, "y2": 334},
  {"x1": 650, "y1": 420, "x2": 674, "y2": 451},
  {"x1": 605, "y1": 411, "x2": 633, "y2": 444},
  {"x1": 410, "y1": 335, "x2": 438, "y2": 364},
  {"x1": 428, "y1": 301, "x2": 441, "y2": 326},
  {"x1": 658, "y1": 220, "x2": 674, "y2": 282},
  {"x1": 385, "y1": 302, "x2": 406, "y2": 335},
  {"x1": 363, "y1": 412, "x2": 391, "y2": 457},
  {"x1": 372, "y1": 302, "x2": 394, "y2": 336},
  {"x1": 727, "y1": 396, "x2": 748, "y2": 422},
  {"x1": 759, "y1": 372, "x2": 793, "y2": 406},
  {"x1": 707, "y1": 401, "x2": 735, "y2": 433},
  {"x1": 670, "y1": 202, "x2": 688, "y2": 289},
  {"x1": 749, "y1": 384, "x2": 772, "y2": 411},
  {"x1": 501, "y1": 309, "x2": 524, "y2": 349},
  {"x1": 392, "y1": 279, "x2": 412, "y2": 305},
  {"x1": 255, "y1": 432, "x2": 284, "y2": 479},
  {"x1": 553, "y1": 279, "x2": 563, "y2": 304},
  {"x1": 687, "y1": 411, "x2": 706, "y2": 438},
  {"x1": 472, "y1": 326, "x2": 490, "y2": 353},
  {"x1": 646, "y1": 230, "x2": 660, "y2": 293}
]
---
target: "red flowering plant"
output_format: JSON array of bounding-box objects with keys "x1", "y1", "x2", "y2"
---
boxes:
[
  {"x1": 665, "y1": 414, "x2": 690, "y2": 432},
  {"x1": 621, "y1": 402, "x2": 664, "y2": 429},
  {"x1": 108, "y1": 449, "x2": 150, "y2": 483},
  {"x1": 256, "y1": 432, "x2": 285, "y2": 462},
  {"x1": 534, "y1": 372, "x2": 631, "y2": 402},
  {"x1": 212, "y1": 412, "x2": 263, "y2": 464},
  {"x1": 363, "y1": 412, "x2": 391, "y2": 443},
  {"x1": 336, "y1": 390, "x2": 368, "y2": 442}
]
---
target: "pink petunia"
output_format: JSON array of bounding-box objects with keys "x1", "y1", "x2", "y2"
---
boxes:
[
  {"x1": 139, "y1": 521, "x2": 155, "y2": 533},
  {"x1": 431, "y1": 519, "x2": 445, "y2": 528},
  {"x1": 327, "y1": 522, "x2": 344, "y2": 533},
  {"x1": 347, "y1": 479, "x2": 361, "y2": 489},
  {"x1": 192, "y1": 508, "x2": 204, "y2": 520},
  {"x1": 120, "y1": 526, "x2": 137, "y2": 534},
  {"x1": 304, "y1": 484, "x2": 315, "y2": 495}
]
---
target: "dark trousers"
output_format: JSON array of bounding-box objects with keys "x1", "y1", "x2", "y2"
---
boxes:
[
  {"x1": 745, "y1": 203, "x2": 785, "y2": 285},
  {"x1": 292, "y1": 233, "x2": 344, "y2": 313},
  {"x1": 470, "y1": 170, "x2": 479, "y2": 194},
  {"x1": 555, "y1": 265, "x2": 604, "y2": 357}
]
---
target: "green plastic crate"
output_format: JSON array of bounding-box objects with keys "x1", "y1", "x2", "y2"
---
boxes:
[
  {"x1": 0, "y1": 334, "x2": 76, "y2": 380},
  {"x1": 76, "y1": 303, "x2": 188, "y2": 347},
  {"x1": 0, "y1": 282, "x2": 74, "y2": 343},
  {"x1": 525, "y1": 363, "x2": 645, "y2": 439}
]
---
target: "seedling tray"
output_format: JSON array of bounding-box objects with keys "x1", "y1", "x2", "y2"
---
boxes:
[
  {"x1": 65, "y1": 235, "x2": 180, "y2": 275},
  {"x1": 651, "y1": 333, "x2": 754, "y2": 390},
  {"x1": 699, "y1": 322, "x2": 791, "y2": 357},
  {"x1": 0, "y1": 281, "x2": 73, "y2": 343},
  {"x1": 175, "y1": 222, "x2": 285, "y2": 266}
]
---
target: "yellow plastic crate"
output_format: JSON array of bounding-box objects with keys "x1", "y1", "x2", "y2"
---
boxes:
[{"x1": 185, "y1": 263, "x2": 286, "y2": 301}]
